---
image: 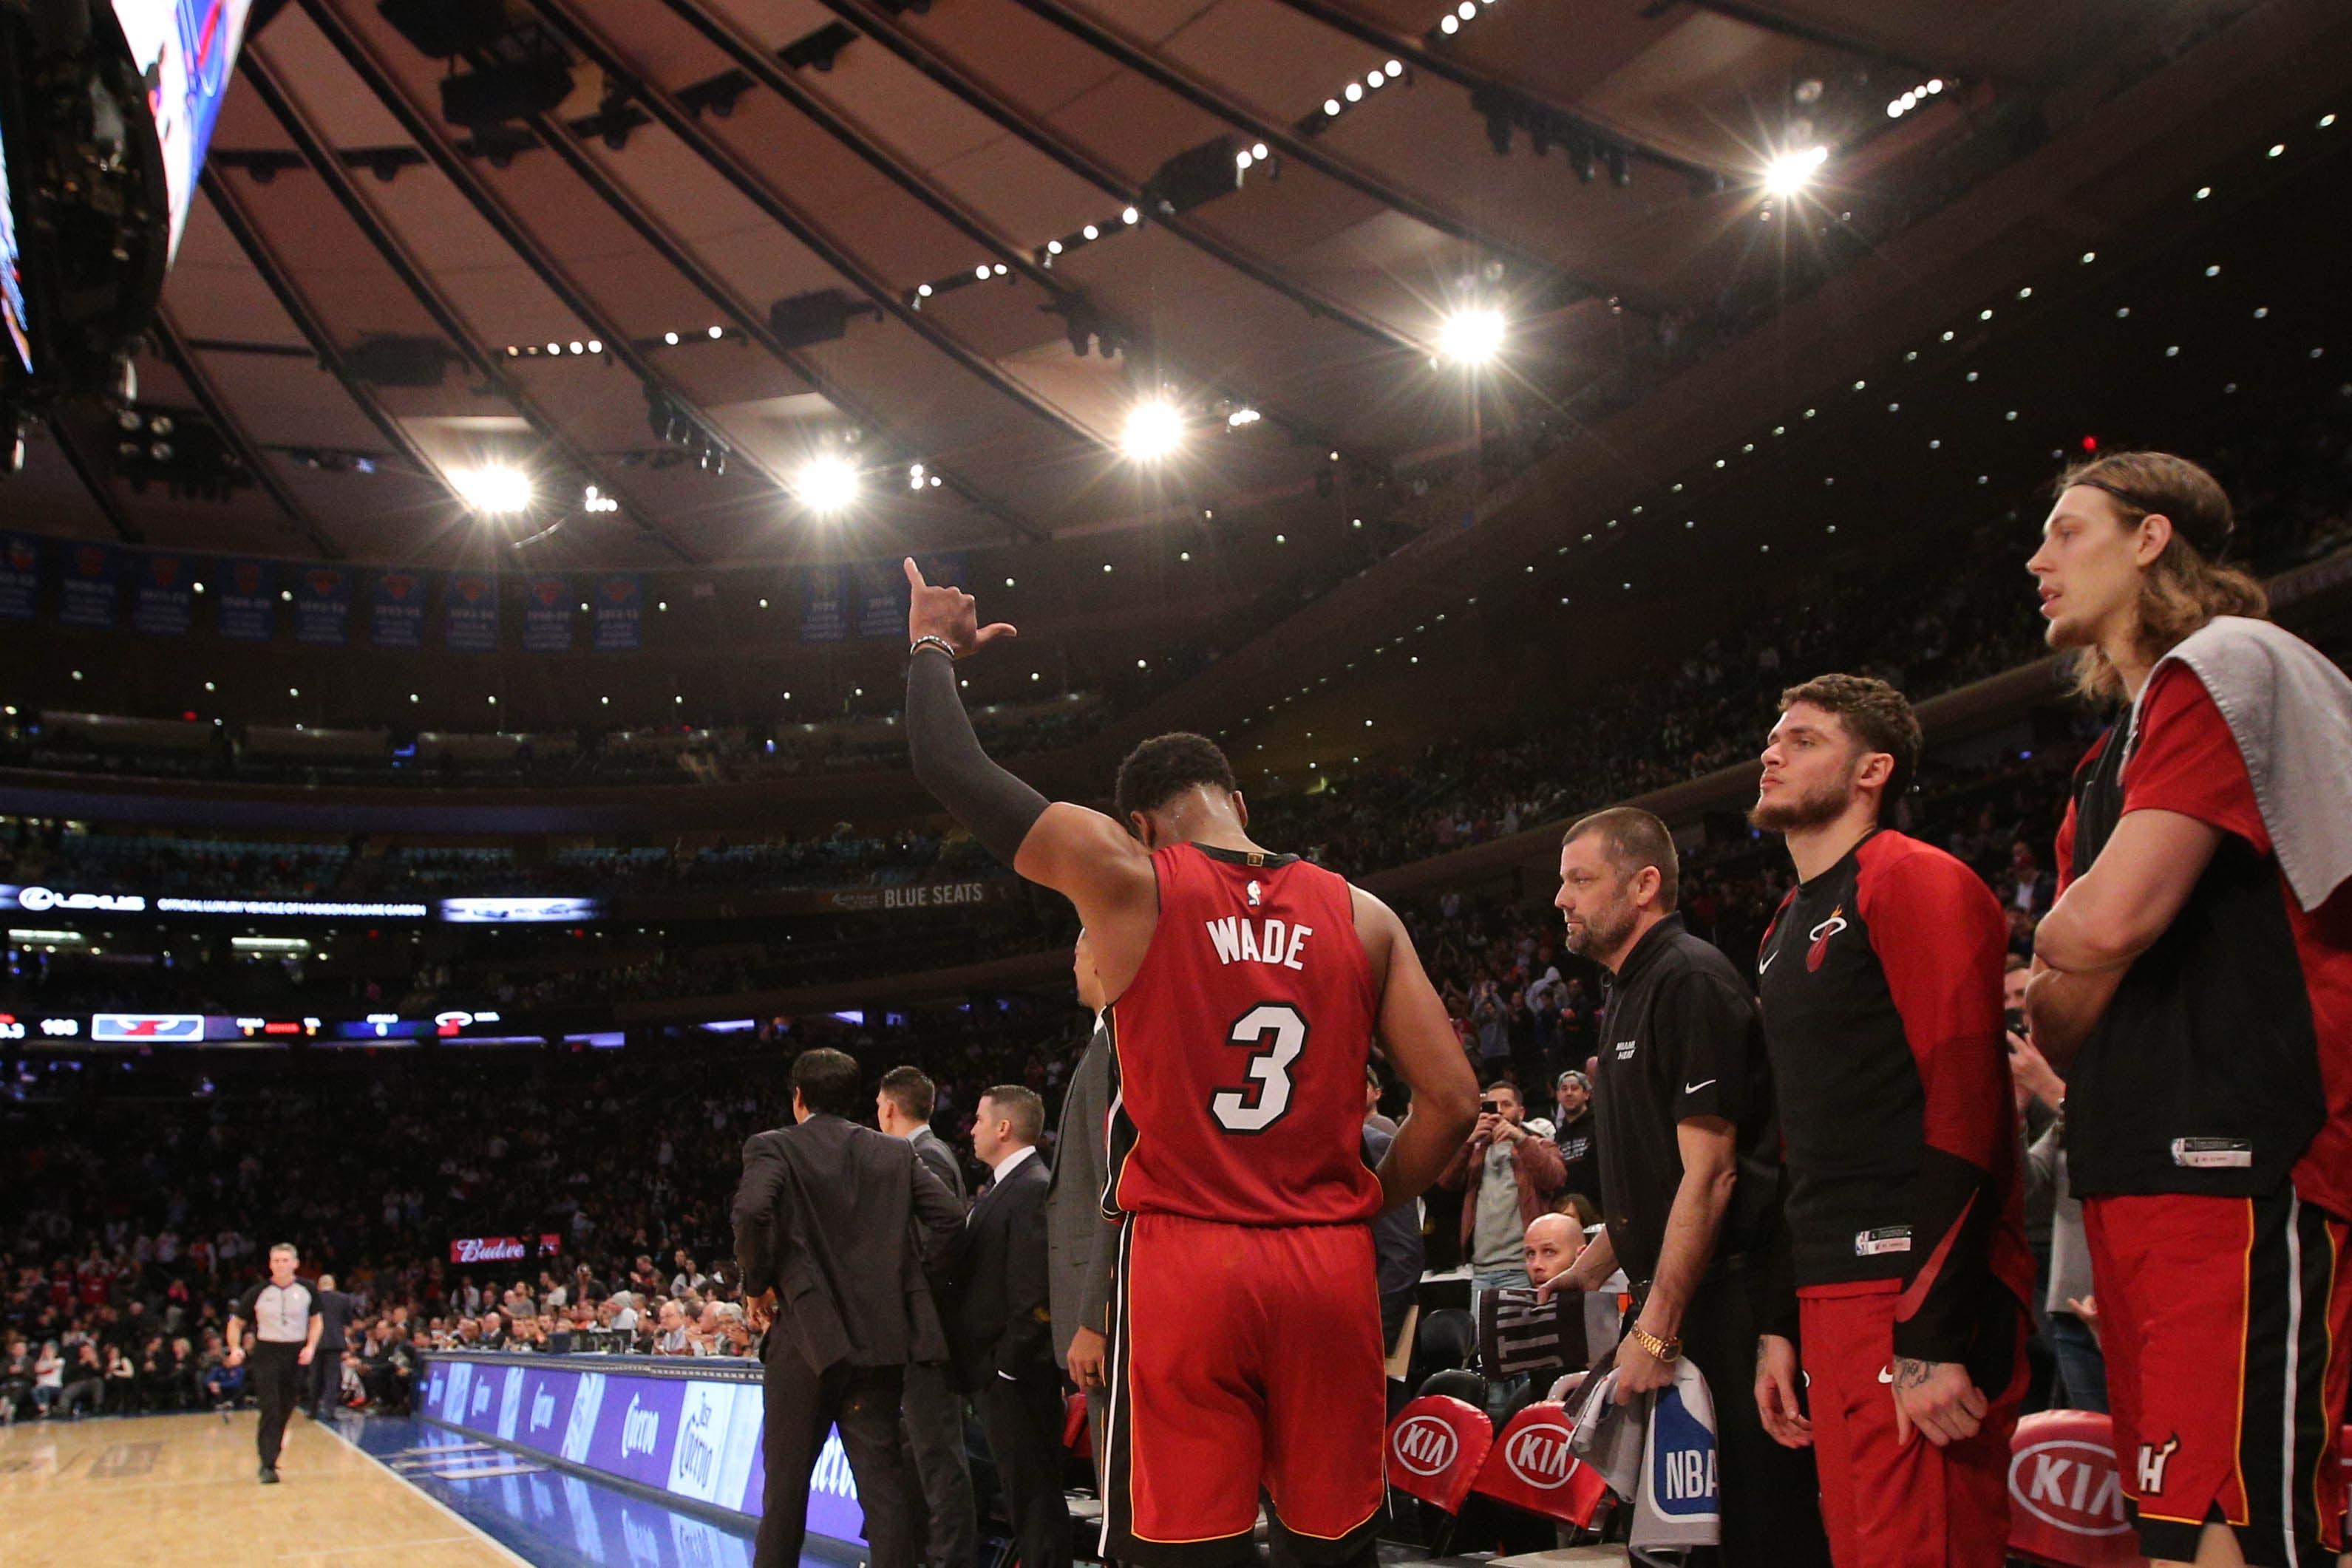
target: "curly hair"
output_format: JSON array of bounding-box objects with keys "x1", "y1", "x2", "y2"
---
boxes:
[{"x1": 1112, "y1": 732, "x2": 1237, "y2": 824}]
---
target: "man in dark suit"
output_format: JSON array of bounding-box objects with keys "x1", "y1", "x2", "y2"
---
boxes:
[
  {"x1": 1044, "y1": 933, "x2": 1117, "y2": 1472},
  {"x1": 879, "y1": 1063, "x2": 976, "y2": 1568},
  {"x1": 956, "y1": 1084, "x2": 1071, "y2": 1568},
  {"x1": 735, "y1": 1048, "x2": 964, "y2": 1568},
  {"x1": 307, "y1": 1272, "x2": 356, "y2": 1421}
]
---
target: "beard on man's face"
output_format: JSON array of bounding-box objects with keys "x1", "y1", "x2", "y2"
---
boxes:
[
  {"x1": 1564, "y1": 888, "x2": 1639, "y2": 958},
  {"x1": 1747, "y1": 768, "x2": 1857, "y2": 834}
]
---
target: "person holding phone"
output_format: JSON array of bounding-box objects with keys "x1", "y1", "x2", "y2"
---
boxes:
[{"x1": 1438, "y1": 1080, "x2": 1567, "y2": 1320}]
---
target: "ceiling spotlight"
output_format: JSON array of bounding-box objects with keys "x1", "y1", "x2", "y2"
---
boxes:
[
  {"x1": 917, "y1": 283, "x2": 934, "y2": 298},
  {"x1": 665, "y1": 331, "x2": 679, "y2": 344},
  {"x1": 1083, "y1": 224, "x2": 1100, "y2": 240},
  {"x1": 1121, "y1": 400, "x2": 1186, "y2": 460},
  {"x1": 587, "y1": 339, "x2": 602, "y2": 354},
  {"x1": 1763, "y1": 144, "x2": 1829, "y2": 197},
  {"x1": 568, "y1": 341, "x2": 584, "y2": 354},
  {"x1": 1047, "y1": 240, "x2": 1063, "y2": 254},
  {"x1": 1251, "y1": 142, "x2": 1268, "y2": 160},
  {"x1": 1440, "y1": 13, "x2": 1458, "y2": 31},
  {"x1": 1323, "y1": 98, "x2": 1342, "y2": 116},
  {"x1": 707, "y1": 325, "x2": 724, "y2": 338},
  {"x1": 1436, "y1": 307, "x2": 1506, "y2": 365},
  {"x1": 545, "y1": 341, "x2": 560, "y2": 355},
  {"x1": 1345, "y1": 82, "x2": 1364, "y2": 102},
  {"x1": 795, "y1": 454, "x2": 860, "y2": 513},
  {"x1": 1227, "y1": 407, "x2": 1262, "y2": 427},
  {"x1": 1121, "y1": 206, "x2": 1141, "y2": 225},
  {"x1": 908, "y1": 462, "x2": 928, "y2": 490},
  {"x1": 1367, "y1": 70, "x2": 1384, "y2": 88},
  {"x1": 1385, "y1": 60, "x2": 1401, "y2": 75},
  {"x1": 975, "y1": 265, "x2": 991, "y2": 280},
  {"x1": 454, "y1": 464, "x2": 532, "y2": 514}
]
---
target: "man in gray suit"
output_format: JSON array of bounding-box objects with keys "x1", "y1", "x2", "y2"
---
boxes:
[
  {"x1": 1045, "y1": 932, "x2": 1118, "y2": 1470},
  {"x1": 735, "y1": 1048, "x2": 963, "y2": 1568},
  {"x1": 879, "y1": 1064, "x2": 976, "y2": 1568}
]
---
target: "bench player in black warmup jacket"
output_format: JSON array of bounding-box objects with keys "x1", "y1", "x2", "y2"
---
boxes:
[
  {"x1": 1750, "y1": 675, "x2": 2033, "y2": 1568},
  {"x1": 2028, "y1": 451, "x2": 2352, "y2": 1568}
]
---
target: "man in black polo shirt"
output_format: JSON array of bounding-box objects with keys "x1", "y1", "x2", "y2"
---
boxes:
[
  {"x1": 224, "y1": 1243, "x2": 322, "y2": 1484},
  {"x1": 1539, "y1": 806, "x2": 1826, "y2": 1567}
]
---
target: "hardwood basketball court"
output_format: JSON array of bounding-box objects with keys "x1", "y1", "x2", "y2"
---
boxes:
[{"x1": 0, "y1": 1413, "x2": 523, "y2": 1568}]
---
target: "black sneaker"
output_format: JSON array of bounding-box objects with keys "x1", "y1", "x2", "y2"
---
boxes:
[{"x1": 259, "y1": 1465, "x2": 280, "y2": 1484}]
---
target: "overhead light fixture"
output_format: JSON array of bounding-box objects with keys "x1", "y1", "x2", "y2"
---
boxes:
[
  {"x1": 1122, "y1": 400, "x2": 1185, "y2": 460},
  {"x1": 1226, "y1": 407, "x2": 1262, "y2": 427},
  {"x1": 1121, "y1": 206, "x2": 1141, "y2": 225},
  {"x1": 454, "y1": 464, "x2": 532, "y2": 514},
  {"x1": 795, "y1": 454, "x2": 860, "y2": 513},
  {"x1": 1762, "y1": 144, "x2": 1829, "y2": 197},
  {"x1": 1436, "y1": 307, "x2": 1506, "y2": 365}
]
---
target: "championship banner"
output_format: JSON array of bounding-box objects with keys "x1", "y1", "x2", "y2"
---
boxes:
[
  {"x1": 522, "y1": 575, "x2": 573, "y2": 652},
  {"x1": 591, "y1": 574, "x2": 641, "y2": 652},
  {"x1": 371, "y1": 569, "x2": 427, "y2": 650},
  {"x1": 0, "y1": 535, "x2": 39, "y2": 620},
  {"x1": 57, "y1": 542, "x2": 119, "y2": 630},
  {"x1": 443, "y1": 571, "x2": 499, "y2": 652},
  {"x1": 800, "y1": 565, "x2": 847, "y2": 642},
  {"x1": 852, "y1": 559, "x2": 903, "y2": 640},
  {"x1": 129, "y1": 553, "x2": 195, "y2": 636},
  {"x1": 214, "y1": 559, "x2": 276, "y2": 641},
  {"x1": 293, "y1": 565, "x2": 353, "y2": 646}
]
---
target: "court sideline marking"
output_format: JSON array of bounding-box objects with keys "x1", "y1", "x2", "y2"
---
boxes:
[{"x1": 319, "y1": 1422, "x2": 537, "y2": 1568}]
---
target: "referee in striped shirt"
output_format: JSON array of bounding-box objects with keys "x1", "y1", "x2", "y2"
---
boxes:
[{"x1": 224, "y1": 1244, "x2": 322, "y2": 1483}]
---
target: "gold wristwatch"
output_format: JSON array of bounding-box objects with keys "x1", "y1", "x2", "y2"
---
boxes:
[{"x1": 1628, "y1": 1323, "x2": 1682, "y2": 1363}]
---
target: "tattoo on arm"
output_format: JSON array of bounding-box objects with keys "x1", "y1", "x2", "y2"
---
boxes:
[{"x1": 1892, "y1": 1355, "x2": 1937, "y2": 1390}]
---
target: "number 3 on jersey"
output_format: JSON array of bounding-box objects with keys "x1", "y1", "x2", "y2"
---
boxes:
[{"x1": 1211, "y1": 1003, "x2": 1308, "y2": 1133}]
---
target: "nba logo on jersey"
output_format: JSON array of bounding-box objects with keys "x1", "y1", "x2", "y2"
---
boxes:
[{"x1": 1247, "y1": 879, "x2": 1262, "y2": 907}]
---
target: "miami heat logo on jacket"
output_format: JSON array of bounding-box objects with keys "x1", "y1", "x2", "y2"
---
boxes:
[{"x1": 1806, "y1": 907, "x2": 1849, "y2": 972}]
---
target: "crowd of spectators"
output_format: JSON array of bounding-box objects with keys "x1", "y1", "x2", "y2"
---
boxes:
[{"x1": 1, "y1": 998, "x2": 1094, "y2": 1423}]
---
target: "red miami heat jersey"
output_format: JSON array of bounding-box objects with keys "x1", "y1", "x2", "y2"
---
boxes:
[{"x1": 1101, "y1": 842, "x2": 1381, "y2": 1226}]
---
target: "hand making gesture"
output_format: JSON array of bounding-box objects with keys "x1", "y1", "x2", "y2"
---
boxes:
[{"x1": 905, "y1": 557, "x2": 1017, "y2": 660}]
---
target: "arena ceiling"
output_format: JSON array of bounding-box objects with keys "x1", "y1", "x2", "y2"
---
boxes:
[{"x1": 7, "y1": 0, "x2": 2240, "y2": 587}]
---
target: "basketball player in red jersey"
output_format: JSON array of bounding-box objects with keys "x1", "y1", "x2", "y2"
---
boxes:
[
  {"x1": 899, "y1": 560, "x2": 1480, "y2": 1568},
  {"x1": 2028, "y1": 453, "x2": 2352, "y2": 1568}
]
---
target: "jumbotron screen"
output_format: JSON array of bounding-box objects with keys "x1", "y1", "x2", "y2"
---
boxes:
[
  {"x1": 112, "y1": 0, "x2": 254, "y2": 262},
  {"x1": 0, "y1": 115, "x2": 28, "y2": 372}
]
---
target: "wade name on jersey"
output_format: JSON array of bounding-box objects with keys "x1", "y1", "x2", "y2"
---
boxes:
[{"x1": 1207, "y1": 916, "x2": 1313, "y2": 971}]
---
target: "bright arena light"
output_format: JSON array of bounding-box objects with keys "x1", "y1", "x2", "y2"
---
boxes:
[
  {"x1": 1436, "y1": 307, "x2": 1506, "y2": 366},
  {"x1": 1764, "y1": 144, "x2": 1829, "y2": 197},
  {"x1": 1122, "y1": 400, "x2": 1186, "y2": 460},
  {"x1": 795, "y1": 455, "x2": 860, "y2": 513},
  {"x1": 454, "y1": 464, "x2": 531, "y2": 514}
]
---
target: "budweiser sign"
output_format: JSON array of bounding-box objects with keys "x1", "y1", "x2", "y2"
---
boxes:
[{"x1": 449, "y1": 1233, "x2": 562, "y2": 1265}]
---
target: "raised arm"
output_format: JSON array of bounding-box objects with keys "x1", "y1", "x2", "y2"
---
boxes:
[
  {"x1": 1353, "y1": 887, "x2": 1481, "y2": 1211},
  {"x1": 902, "y1": 560, "x2": 1158, "y2": 980}
]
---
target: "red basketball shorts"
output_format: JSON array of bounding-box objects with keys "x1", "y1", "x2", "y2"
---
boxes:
[
  {"x1": 1099, "y1": 1212, "x2": 1386, "y2": 1567},
  {"x1": 1798, "y1": 1284, "x2": 2025, "y2": 1568},
  {"x1": 2082, "y1": 1187, "x2": 2352, "y2": 1566}
]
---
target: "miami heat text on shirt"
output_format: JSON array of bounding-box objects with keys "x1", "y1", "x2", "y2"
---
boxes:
[{"x1": 1206, "y1": 916, "x2": 1313, "y2": 970}]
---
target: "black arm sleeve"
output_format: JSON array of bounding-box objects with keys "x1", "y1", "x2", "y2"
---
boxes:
[{"x1": 905, "y1": 648, "x2": 1050, "y2": 865}]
